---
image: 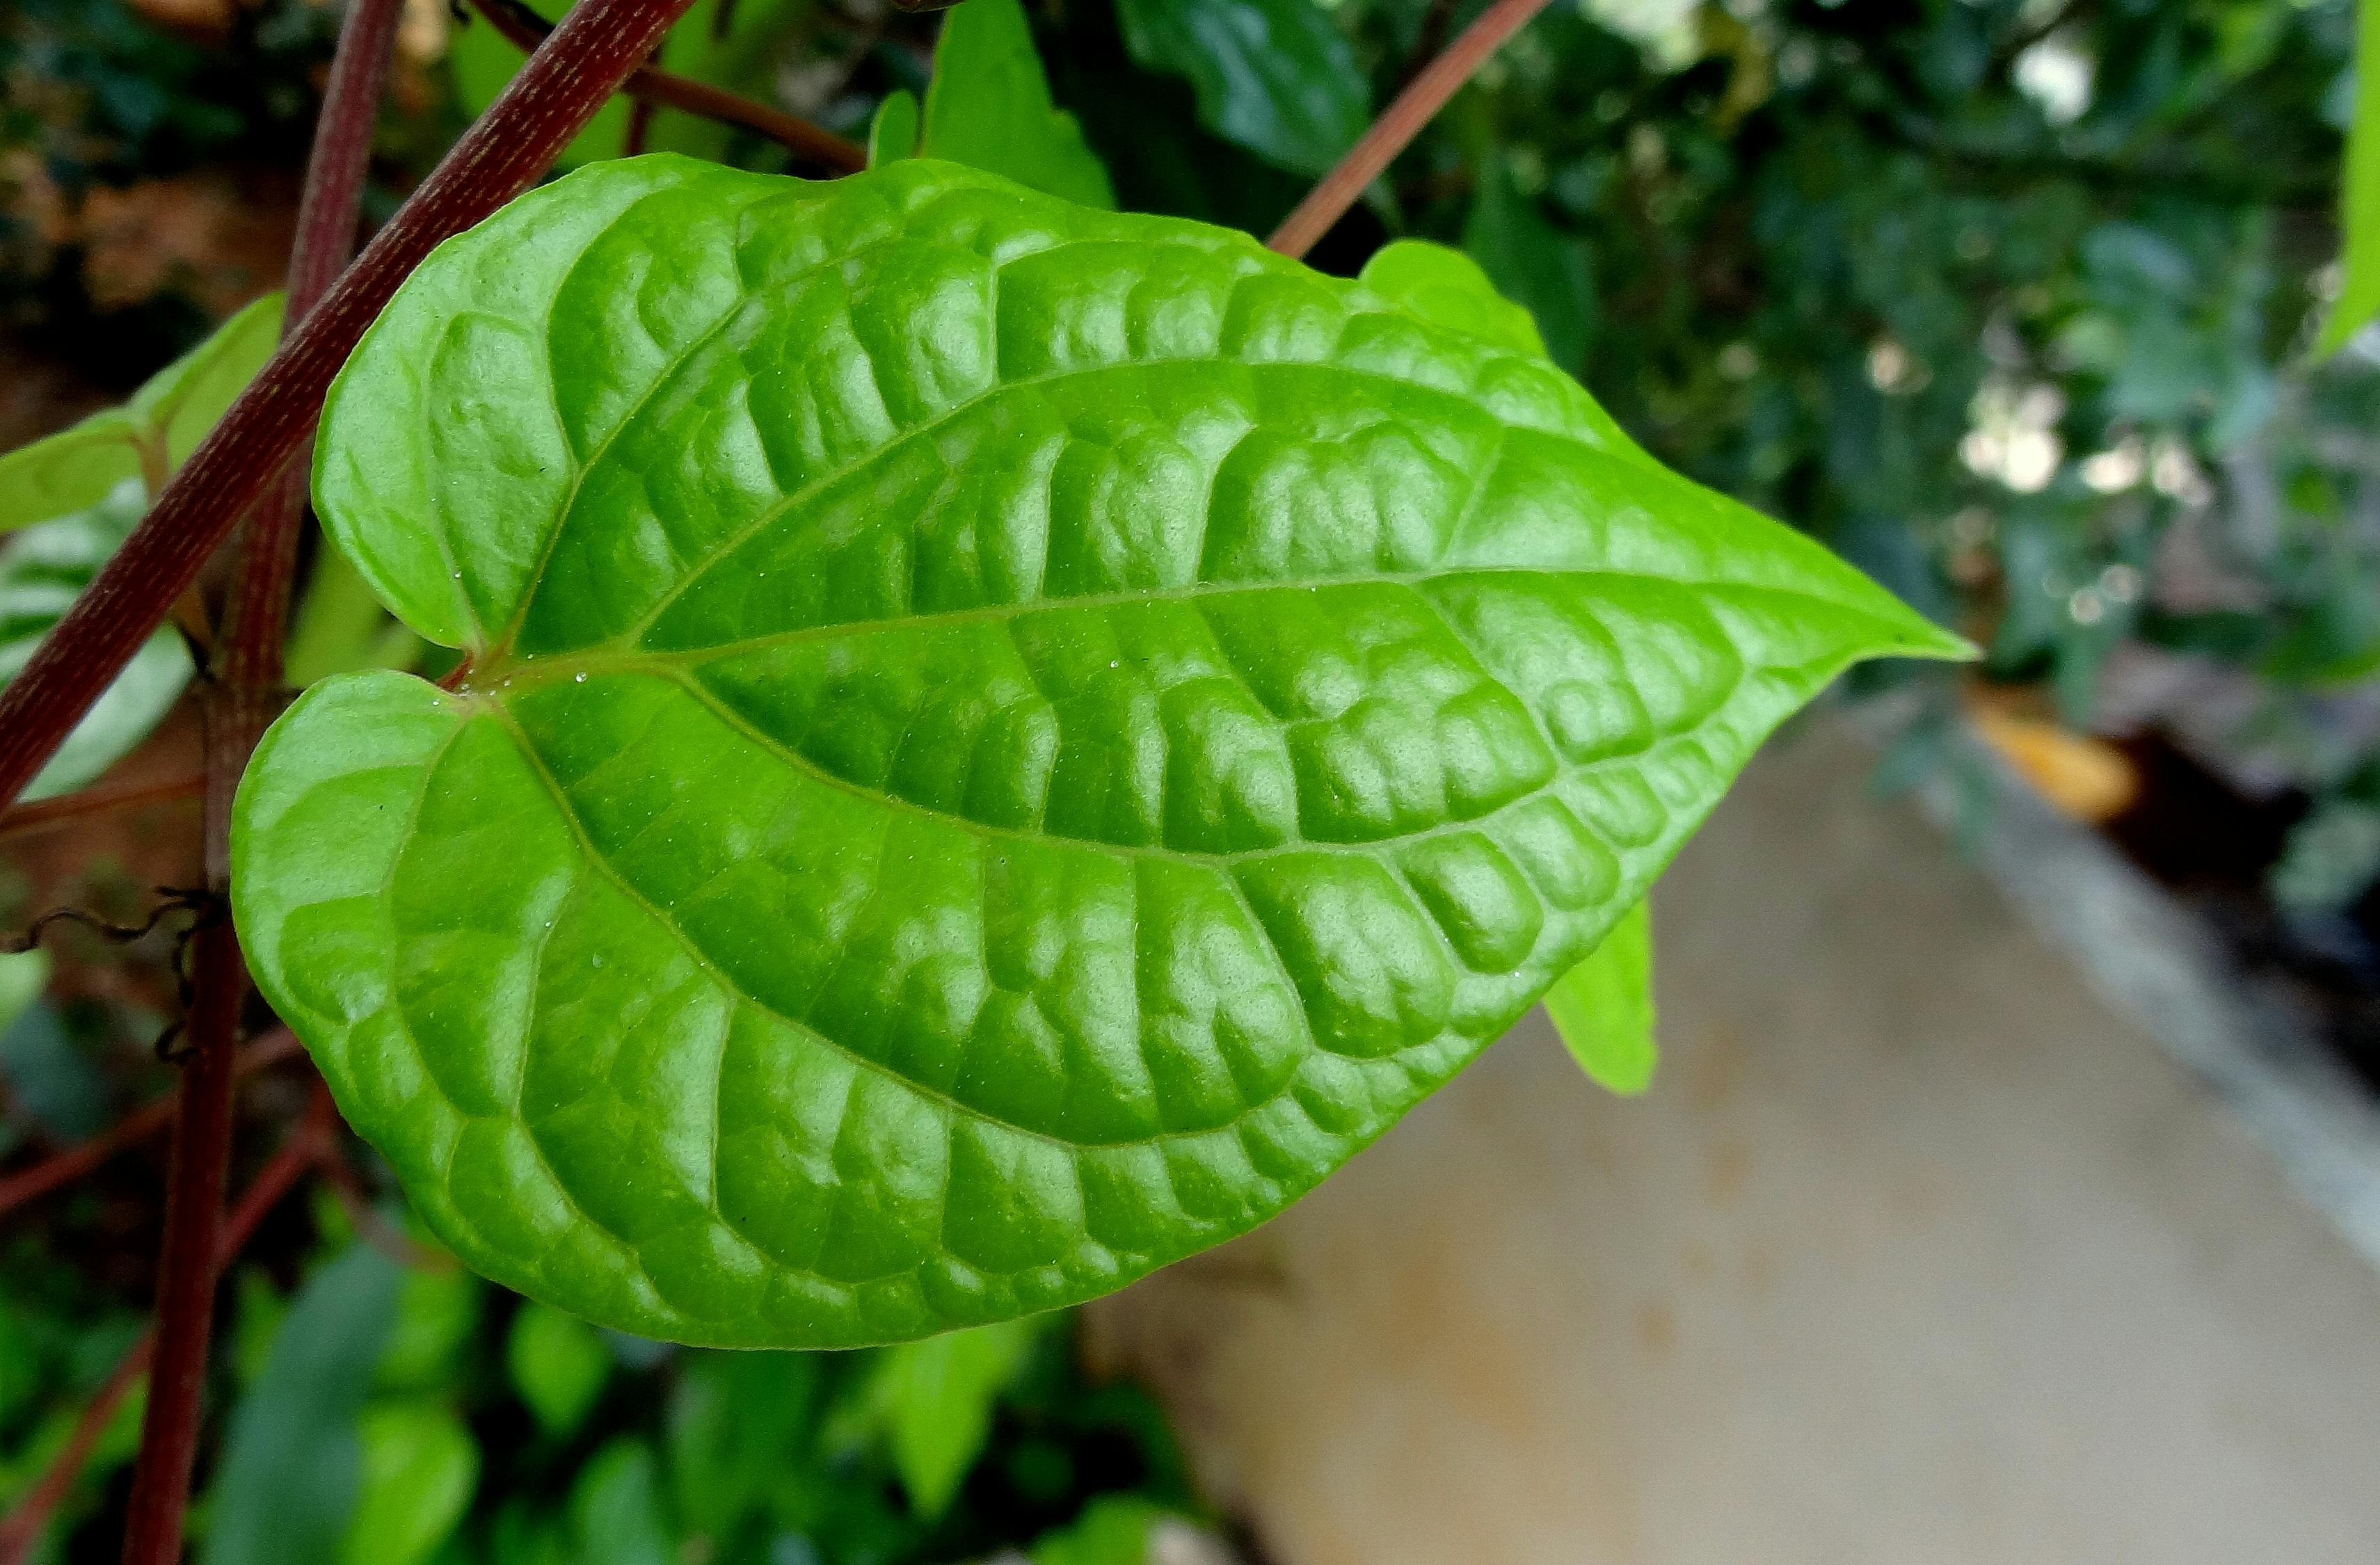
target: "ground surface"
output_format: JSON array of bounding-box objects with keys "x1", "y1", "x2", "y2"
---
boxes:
[{"x1": 1089, "y1": 712, "x2": 2380, "y2": 1565}]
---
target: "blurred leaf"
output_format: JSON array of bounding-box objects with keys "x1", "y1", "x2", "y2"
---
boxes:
[
  {"x1": 2319, "y1": 0, "x2": 2380, "y2": 353},
  {"x1": 1112, "y1": 0, "x2": 1367, "y2": 177},
  {"x1": 287, "y1": 547, "x2": 423, "y2": 687},
  {"x1": 920, "y1": 0, "x2": 1114, "y2": 207},
  {"x1": 506, "y1": 1303, "x2": 612, "y2": 1440},
  {"x1": 2273, "y1": 798, "x2": 2380, "y2": 910},
  {"x1": 337, "y1": 1400, "x2": 479, "y2": 1565},
  {"x1": 0, "y1": 293, "x2": 282, "y2": 532},
  {"x1": 1028, "y1": 1495, "x2": 1175, "y2": 1565},
  {"x1": 1357, "y1": 239, "x2": 1548, "y2": 358},
  {"x1": 568, "y1": 1439, "x2": 676, "y2": 1565},
  {"x1": 231, "y1": 1272, "x2": 287, "y2": 1388},
  {"x1": 374, "y1": 1263, "x2": 481, "y2": 1394},
  {"x1": 870, "y1": 1319, "x2": 1037, "y2": 1518},
  {"x1": 868, "y1": 89, "x2": 920, "y2": 168},
  {"x1": 1462, "y1": 156, "x2": 1595, "y2": 374},
  {"x1": 1, "y1": 484, "x2": 194, "y2": 801},
  {"x1": 666, "y1": 1351, "x2": 820, "y2": 1541},
  {"x1": 1541, "y1": 899, "x2": 1656, "y2": 1096},
  {"x1": 202, "y1": 1243, "x2": 406, "y2": 1565}
]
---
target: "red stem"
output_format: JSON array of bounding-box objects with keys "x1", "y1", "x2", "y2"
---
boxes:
[
  {"x1": 0, "y1": 1102, "x2": 330, "y2": 1565},
  {"x1": 0, "y1": 1028, "x2": 302, "y2": 1219},
  {"x1": 218, "y1": 0, "x2": 409, "y2": 703},
  {"x1": 1265, "y1": 0, "x2": 1556, "y2": 259},
  {"x1": 0, "y1": 772, "x2": 203, "y2": 842},
  {"x1": 0, "y1": 0, "x2": 705, "y2": 811}
]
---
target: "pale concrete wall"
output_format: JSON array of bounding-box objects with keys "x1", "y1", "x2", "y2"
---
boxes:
[{"x1": 1088, "y1": 718, "x2": 2380, "y2": 1565}]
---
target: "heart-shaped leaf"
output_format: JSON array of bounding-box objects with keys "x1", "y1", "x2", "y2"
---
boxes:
[{"x1": 234, "y1": 156, "x2": 1962, "y2": 1347}]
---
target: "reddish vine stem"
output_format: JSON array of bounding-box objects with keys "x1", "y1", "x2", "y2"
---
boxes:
[
  {"x1": 0, "y1": 773, "x2": 204, "y2": 843},
  {"x1": 0, "y1": 1028, "x2": 303, "y2": 1219},
  {"x1": 0, "y1": 0, "x2": 704, "y2": 812},
  {"x1": 218, "y1": 0, "x2": 409, "y2": 704},
  {"x1": 465, "y1": 0, "x2": 865, "y2": 171},
  {"x1": 0, "y1": 1100, "x2": 330, "y2": 1565},
  {"x1": 115, "y1": 0, "x2": 408, "y2": 1546},
  {"x1": 1266, "y1": 0, "x2": 1556, "y2": 259}
]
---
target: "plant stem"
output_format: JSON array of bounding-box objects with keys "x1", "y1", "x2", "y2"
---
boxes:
[
  {"x1": 218, "y1": 0, "x2": 409, "y2": 705},
  {"x1": 466, "y1": 0, "x2": 864, "y2": 170},
  {"x1": 115, "y1": 917, "x2": 241, "y2": 1565},
  {"x1": 0, "y1": 772, "x2": 204, "y2": 843},
  {"x1": 0, "y1": 0, "x2": 705, "y2": 812},
  {"x1": 1266, "y1": 0, "x2": 1555, "y2": 259},
  {"x1": 113, "y1": 0, "x2": 409, "y2": 1544},
  {"x1": 0, "y1": 1029, "x2": 301, "y2": 1219},
  {"x1": 0, "y1": 1102, "x2": 330, "y2": 1565}
]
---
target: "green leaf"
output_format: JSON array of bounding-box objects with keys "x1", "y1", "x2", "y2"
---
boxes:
[
  {"x1": 0, "y1": 293, "x2": 282, "y2": 531},
  {"x1": 202, "y1": 1243, "x2": 406, "y2": 1565},
  {"x1": 506, "y1": 1301, "x2": 613, "y2": 1438},
  {"x1": 1112, "y1": 0, "x2": 1368, "y2": 177},
  {"x1": 666, "y1": 1351, "x2": 820, "y2": 1539},
  {"x1": 374, "y1": 1260, "x2": 483, "y2": 1393},
  {"x1": 2320, "y1": 0, "x2": 2380, "y2": 353},
  {"x1": 3, "y1": 484, "x2": 195, "y2": 801},
  {"x1": 1029, "y1": 1495, "x2": 1176, "y2": 1565},
  {"x1": 449, "y1": 0, "x2": 800, "y2": 170},
  {"x1": 1540, "y1": 897, "x2": 1654, "y2": 1095},
  {"x1": 289, "y1": 545, "x2": 425, "y2": 687},
  {"x1": 920, "y1": 0, "x2": 1114, "y2": 207},
  {"x1": 868, "y1": 90, "x2": 921, "y2": 169},
  {"x1": 1463, "y1": 159, "x2": 1595, "y2": 375},
  {"x1": 872, "y1": 1318, "x2": 1036, "y2": 1517},
  {"x1": 1358, "y1": 240, "x2": 1549, "y2": 360},
  {"x1": 568, "y1": 1439, "x2": 677, "y2": 1565},
  {"x1": 337, "y1": 1399, "x2": 480, "y2": 1565},
  {"x1": 234, "y1": 157, "x2": 1964, "y2": 1349}
]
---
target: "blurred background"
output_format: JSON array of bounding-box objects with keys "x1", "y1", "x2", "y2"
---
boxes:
[{"x1": 8, "y1": 0, "x2": 2380, "y2": 1559}]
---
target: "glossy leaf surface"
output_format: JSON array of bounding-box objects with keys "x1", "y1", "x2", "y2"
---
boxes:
[
  {"x1": 1112, "y1": 0, "x2": 1368, "y2": 177},
  {"x1": 1541, "y1": 897, "x2": 1654, "y2": 1095},
  {"x1": 235, "y1": 157, "x2": 1961, "y2": 1347},
  {"x1": 918, "y1": 0, "x2": 1115, "y2": 208},
  {"x1": 1, "y1": 484, "x2": 195, "y2": 800},
  {"x1": 0, "y1": 293, "x2": 281, "y2": 531}
]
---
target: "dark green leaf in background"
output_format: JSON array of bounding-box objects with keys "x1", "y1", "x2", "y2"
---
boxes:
[
  {"x1": 870, "y1": 1319, "x2": 1037, "y2": 1517},
  {"x1": 1464, "y1": 156, "x2": 1595, "y2": 376},
  {"x1": 337, "y1": 1399, "x2": 479, "y2": 1565},
  {"x1": 506, "y1": 1302, "x2": 614, "y2": 1439},
  {"x1": 1112, "y1": 0, "x2": 1369, "y2": 177},
  {"x1": 918, "y1": 0, "x2": 1115, "y2": 207},
  {"x1": 202, "y1": 1244, "x2": 405, "y2": 1565},
  {"x1": 234, "y1": 156, "x2": 1961, "y2": 1349}
]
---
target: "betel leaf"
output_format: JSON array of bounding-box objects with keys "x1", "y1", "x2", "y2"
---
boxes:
[
  {"x1": 868, "y1": 90, "x2": 922, "y2": 169},
  {"x1": 1112, "y1": 0, "x2": 1369, "y2": 178},
  {"x1": 0, "y1": 292, "x2": 282, "y2": 532},
  {"x1": 1540, "y1": 897, "x2": 1654, "y2": 1094},
  {"x1": 2, "y1": 484, "x2": 195, "y2": 801},
  {"x1": 917, "y1": 0, "x2": 1115, "y2": 208},
  {"x1": 337, "y1": 1399, "x2": 480, "y2": 1565},
  {"x1": 1358, "y1": 240, "x2": 1549, "y2": 360},
  {"x1": 232, "y1": 156, "x2": 1963, "y2": 1348}
]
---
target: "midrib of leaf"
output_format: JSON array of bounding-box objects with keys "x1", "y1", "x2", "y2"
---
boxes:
[
  {"x1": 477, "y1": 697, "x2": 1307, "y2": 1160},
  {"x1": 447, "y1": 220, "x2": 1652, "y2": 670}
]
